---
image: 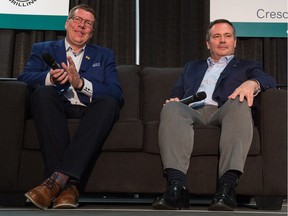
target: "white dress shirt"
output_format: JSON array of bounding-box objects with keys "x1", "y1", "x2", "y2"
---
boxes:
[{"x1": 191, "y1": 55, "x2": 234, "y2": 108}]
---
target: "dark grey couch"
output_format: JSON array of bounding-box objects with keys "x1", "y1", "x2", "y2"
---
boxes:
[{"x1": 0, "y1": 65, "x2": 286, "y2": 209}]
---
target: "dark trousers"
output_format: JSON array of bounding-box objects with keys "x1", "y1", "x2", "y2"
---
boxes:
[{"x1": 31, "y1": 86, "x2": 120, "y2": 183}]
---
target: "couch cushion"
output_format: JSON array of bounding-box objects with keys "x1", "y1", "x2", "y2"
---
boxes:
[
  {"x1": 23, "y1": 118, "x2": 143, "y2": 151},
  {"x1": 117, "y1": 65, "x2": 141, "y2": 120},
  {"x1": 143, "y1": 121, "x2": 261, "y2": 155},
  {"x1": 141, "y1": 67, "x2": 261, "y2": 156},
  {"x1": 23, "y1": 64, "x2": 144, "y2": 151},
  {"x1": 141, "y1": 67, "x2": 182, "y2": 123},
  {"x1": 102, "y1": 120, "x2": 143, "y2": 151}
]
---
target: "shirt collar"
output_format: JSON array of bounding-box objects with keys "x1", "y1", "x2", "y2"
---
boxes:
[
  {"x1": 64, "y1": 38, "x2": 85, "y2": 56},
  {"x1": 207, "y1": 55, "x2": 234, "y2": 67}
]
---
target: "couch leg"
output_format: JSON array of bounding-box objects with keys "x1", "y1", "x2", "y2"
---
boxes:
[
  {"x1": 0, "y1": 193, "x2": 26, "y2": 207},
  {"x1": 255, "y1": 196, "x2": 284, "y2": 210},
  {"x1": 237, "y1": 195, "x2": 251, "y2": 205}
]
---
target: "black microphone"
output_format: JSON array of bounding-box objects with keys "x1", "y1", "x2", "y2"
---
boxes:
[
  {"x1": 180, "y1": 91, "x2": 207, "y2": 105},
  {"x1": 42, "y1": 52, "x2": 70, "y2": 92},
  {"x1": 42, "y1": 53, "x2": 61, "y2": 69}
]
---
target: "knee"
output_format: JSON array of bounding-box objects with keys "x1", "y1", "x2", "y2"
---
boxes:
[
  {"x1": 31, "y1": 86, "x2": 58, "y2": 104},
  {"x1": 228, "y1": 98, "x2": 249, "y2": 109},
  {"x1": 224, "y1": 99, "x2": 251, "y2": 116},
  {"x1": 90, "y1": 96, "x2": 121, "y2": 114},
  {"x1": 160, "y1": 102, "x2": 183, "y2": 120}
]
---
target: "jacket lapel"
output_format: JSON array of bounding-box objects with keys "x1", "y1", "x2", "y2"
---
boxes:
[
  {"x1": 52, "y1": 40, "x2": 67, "y2": 66},
  {"x1": 79, "y1": 45, "x2": 95, "y2": 73},
  {"x1": 215, "y1": 57, "x2": 239, "y2": 89},
  {"x1": 193, "y1": 61, "x2": 208, "y2": 93}
]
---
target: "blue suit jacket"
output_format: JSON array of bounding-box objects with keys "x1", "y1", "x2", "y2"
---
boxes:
[
  {"x1": 171, "y1": 57, "x2": 276, "y2": 107},
  {"x1": 18, "y1": 39, "x2": 123, "y2": 106}
]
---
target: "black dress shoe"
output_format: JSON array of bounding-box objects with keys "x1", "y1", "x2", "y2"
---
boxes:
[
  {"x1": 152, "y1": 181, "x2": 190, "y2": 210},
  {"x1": 208, "y1": 181, "x2": 237, "y2": 211}
]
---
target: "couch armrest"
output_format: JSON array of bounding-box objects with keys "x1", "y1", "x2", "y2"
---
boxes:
[
  {"x1": 0, "y1": 81, "x2": 30, "y2": 191},
  {"x1": 253, "y1": 89, "x2": 287, "y2": 195}
]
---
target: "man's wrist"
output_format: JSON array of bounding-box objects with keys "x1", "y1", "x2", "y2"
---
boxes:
[
  {"x1": 75, "y1": 77, "x2": 84, "y2": 91},
  {"x1": 49, "y1": 74, "x2": 56, "y2": 85},
  {"x1": 252, "y1": 80, "x2": 261, "y2": 96}
]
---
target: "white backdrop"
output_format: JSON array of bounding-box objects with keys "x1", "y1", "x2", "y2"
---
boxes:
[
  {"x1": 210, "y1": 0, "x2": 287, "y2": 37},
  {"x1": 0, "y1": 0, "x2": 70, "y2": 30}
]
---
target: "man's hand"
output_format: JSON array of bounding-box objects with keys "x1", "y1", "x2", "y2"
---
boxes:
[
  {"x1": 228, "y1": 80, "x2": 260, "y2": 107},
  {"x1": 61, "y1": 56, "x2": 83, "y2": 90},
  {"x1": 50, "y1": 68, "x2": 69, "y2": 85},
  {"x1": 165, "y1": 97, "x2": 180, "y2": 104}
]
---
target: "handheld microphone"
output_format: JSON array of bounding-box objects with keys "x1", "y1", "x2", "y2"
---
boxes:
[
  {"x1": 42, "y1": 53, "x2": 70, "y2": 92},
  {"x1": 180, "y1": 91, "x2": 207, "y2": 105},
  {"x1": 42, "y1": 53, "x2": 61, "y2": 69}
]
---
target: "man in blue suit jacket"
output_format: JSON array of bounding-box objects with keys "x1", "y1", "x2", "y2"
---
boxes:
[
  {"x1": 18, "y1": 4, "x2": 123, "y2": 210},
  {"x1": 152, "y1": 19, "x2": 276, "y2": 211}
]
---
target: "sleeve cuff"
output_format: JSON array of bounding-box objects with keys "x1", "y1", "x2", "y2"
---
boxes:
[
  {"x1": 45, "y1": 72, "x2": 55, "y2": 86},
  {"x1": 76, "y1": 78, "x2": 93, "y2": 98},
  {"x1": 253, "y1": 79, "x2": 261, "y2": 96}
]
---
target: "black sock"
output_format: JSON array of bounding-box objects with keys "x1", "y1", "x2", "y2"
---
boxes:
[
  {"x1": 165, "y1": 168, "x2": 187, "y2": 188},
  {"x1": 219, "y1": 170, "x2": 241, "y2": 187}
]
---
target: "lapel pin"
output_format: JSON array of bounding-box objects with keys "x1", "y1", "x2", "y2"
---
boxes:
[{"x1": 85, "y1": 55, "x2": 90, "y2": 60}]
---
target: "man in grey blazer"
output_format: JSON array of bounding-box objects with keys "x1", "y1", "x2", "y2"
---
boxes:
[
  {"x1": 18, "y1": 4, "x2": 123, "y2": 210},
  {"x1": 152, "y1": 19, "x2": 276, "y2": 211}
]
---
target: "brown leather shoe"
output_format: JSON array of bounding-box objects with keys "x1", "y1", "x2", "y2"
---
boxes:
[
  {"x1": 53, "y1": 185, "x2": 79, "y2": 209},
  {"x1": 25, "y1": 174, "x2": 61, "y2": 209}
]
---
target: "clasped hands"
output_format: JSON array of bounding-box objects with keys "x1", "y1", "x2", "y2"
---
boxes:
[{"x1": 49, "y1": 56, "x2": 83, "y2": 90}]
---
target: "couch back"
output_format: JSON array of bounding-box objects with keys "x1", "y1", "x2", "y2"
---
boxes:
[
  {"x1": 117, "y1": 65, "x2": 142, "y2": 121},
  {"x1": 141, "y1": 67, "x2": 182, "y2": 123},
  {"x1": 116, "y1": 65, "x2": 182, "y2": 123}
]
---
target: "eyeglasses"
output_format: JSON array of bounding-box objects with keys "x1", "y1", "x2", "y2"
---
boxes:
[{"x1": 70, "y1": 16, "x2": 94, "y2": 28}]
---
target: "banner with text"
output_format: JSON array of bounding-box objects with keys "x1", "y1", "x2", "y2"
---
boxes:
[
  {"x1": 210, "y1": 0, "x2": 287, "y2": 37},
  {"x1": 0, "y1": 0, "x2": 70, "y2": 30}
]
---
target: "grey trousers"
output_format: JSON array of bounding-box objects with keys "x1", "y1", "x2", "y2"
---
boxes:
[{"x1": 158, "y1": 99, "x2": 253, "y2": 178}]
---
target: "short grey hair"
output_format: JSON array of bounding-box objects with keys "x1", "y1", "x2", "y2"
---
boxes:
[
  {"x1": 68, "y1": 4, "x2": 96, "y2": 21},
  {"x1": 206, "y1": 19, "x2": 236, "y2": 41}
]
